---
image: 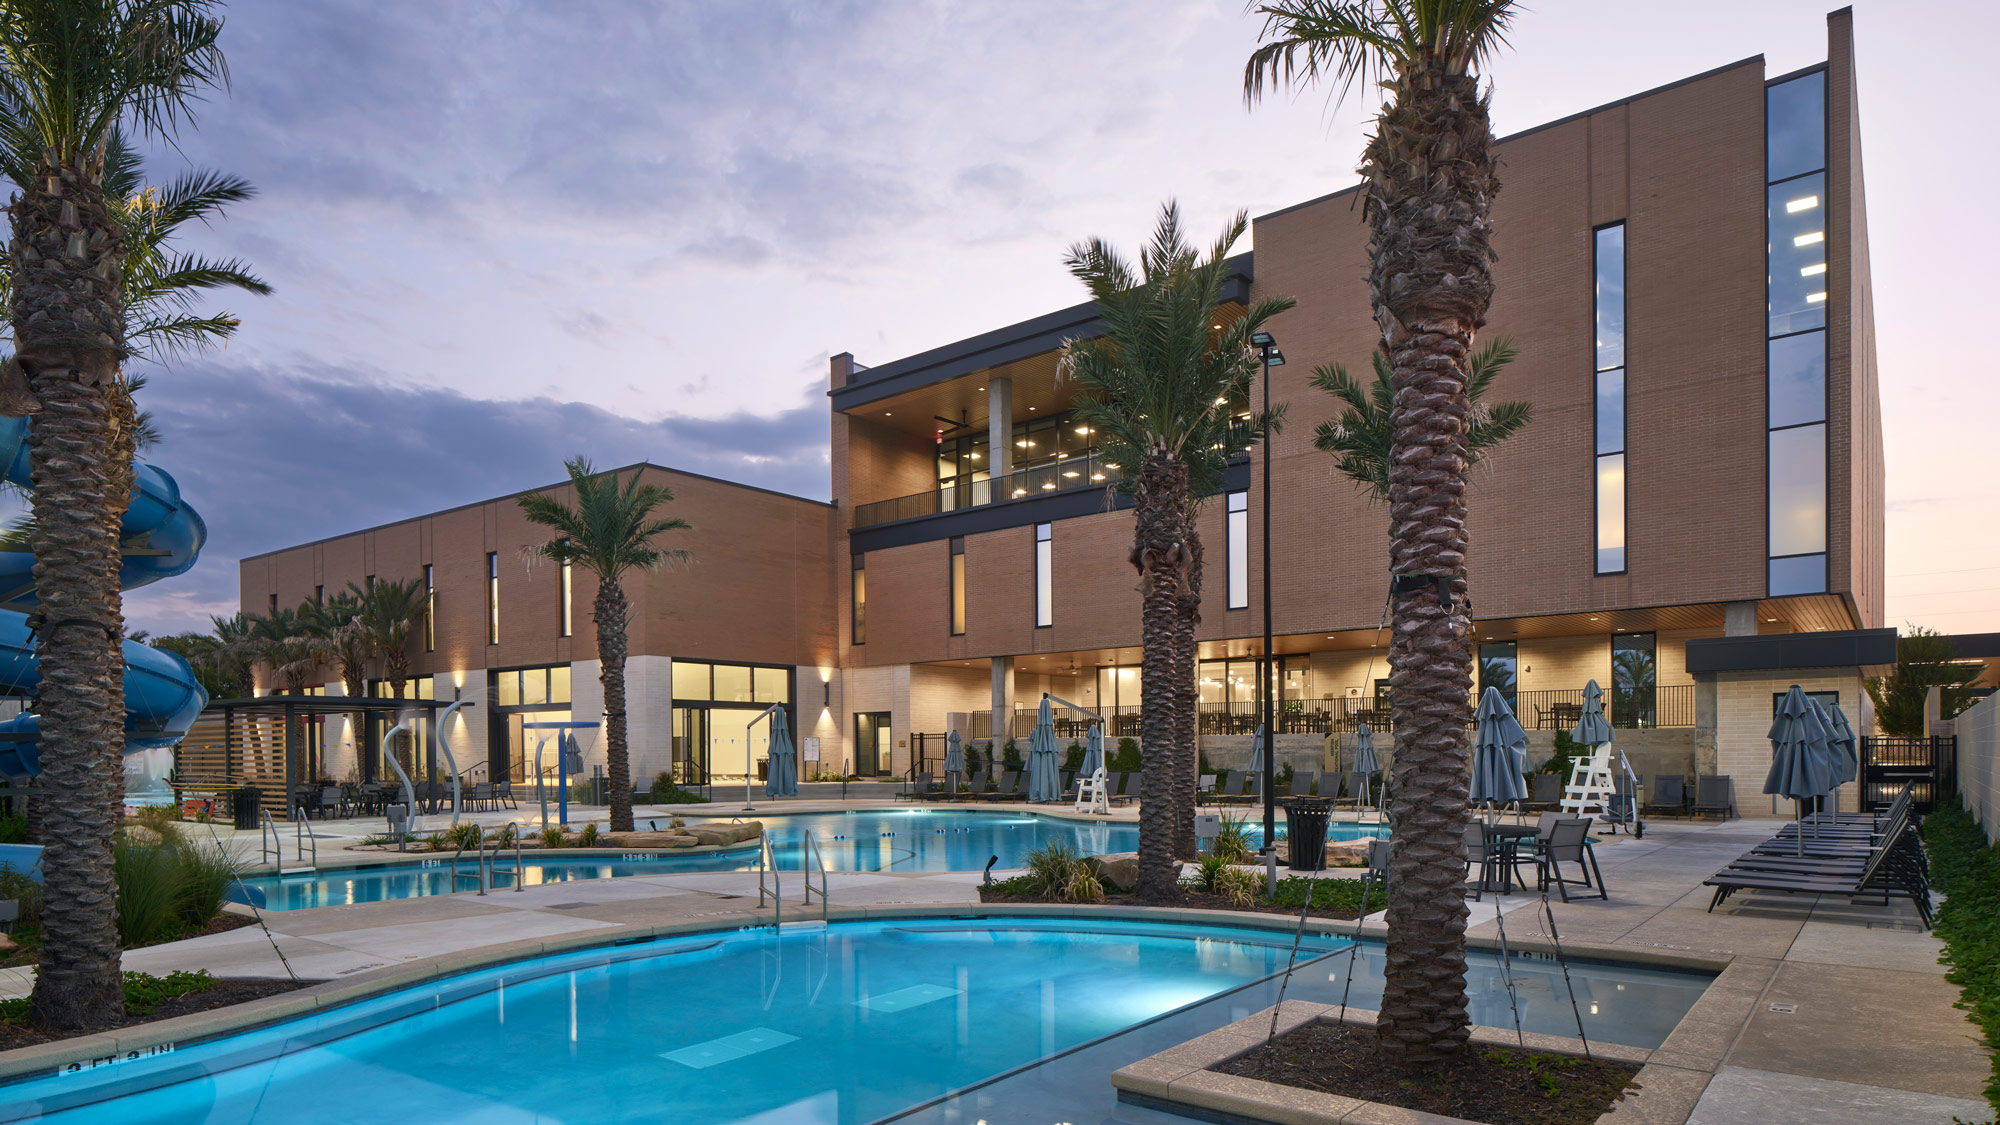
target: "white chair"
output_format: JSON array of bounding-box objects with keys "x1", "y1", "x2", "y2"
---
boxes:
[{"x1": 1074, "y1": 767, "x2": 1109, "y2": 815}]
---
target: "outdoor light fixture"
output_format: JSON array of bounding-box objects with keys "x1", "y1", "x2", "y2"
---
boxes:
[
  {"x1": 1267, "y1": 350, "x2": 1286, "y2": 367},
  {"x1": 1249, "y1": 331, "x2": 1274, "y2": 347}
]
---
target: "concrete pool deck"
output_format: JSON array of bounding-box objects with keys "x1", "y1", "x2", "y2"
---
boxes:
[{"x1": 0, "y1": 811, "x2": 1980, "y2": 1124}]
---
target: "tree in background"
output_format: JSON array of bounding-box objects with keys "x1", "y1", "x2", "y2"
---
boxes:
[
  {"x1": 1247, "y1": 0, "x2": 1518, "y2": 1066},
  {"x1": 0, "y1": 0, "x2": 229, "y2": 1026},
  {"x1": 518, "y1": 459, "x2": 691, "y2": 833},
  {"x1": 352, "y1": 578, "x2": 427, "y2": 699},
  {"x1": 1867, "y1": 626, "x2": 1983, "y2": 737},
  {"x1": 1311, "y1": 338, "x2": 1531, "y2": 502},
  {"x1": 1059, "y1": 202, "x2": 1293, "y2": 901}
]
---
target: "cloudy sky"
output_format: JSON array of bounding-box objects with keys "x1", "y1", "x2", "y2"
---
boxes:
[{"x1": 103, "y1": 0, "x2": 1996, "y2": 637}]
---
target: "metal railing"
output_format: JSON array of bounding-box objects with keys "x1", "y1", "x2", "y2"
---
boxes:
[
  {"x1": 801, "y1": 831, "x2": 829, "y2": 920},
  {"x1": 756, "y1": 835, "x2": 781, "y2": 926},
  {"x1": 260, "y1": 808, "x2": 315, "y2": 874},
  {"x1": 851, "y1": 451, "x2": 1124, "y2": 529},
  {"x1": 482, "y1": 822, "x2": 525, "y2": 892}
]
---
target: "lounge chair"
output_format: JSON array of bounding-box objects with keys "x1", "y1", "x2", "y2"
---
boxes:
[
  {"x1": 1540, "y1": 818, "x2": 1607, "y2": 902},
  {"x1": 1642, "y1": 775, "x2": 1687, "y2": 817},
  {"x1": 1110, "y1": 771, "x2": 1143, "y2": 806},
  {"x1": 953, "y1": 768, "x2": 988, "y2": 801},
  {"x1": 1331, "y1": 771, "x2": 1369, "y2": 813},
  {"x1": 1526, "y1": 772, "x2": 1563, "y2": 811},
  {"x1": 1197, "y1": 774, "x2": 1217, "y2": 804},
  {"x1": 1215, "y1": 772, "x2": 1253, "y2": 805},
  {"x1": 1691, "y1": 775, "x2": 1735, "y2": 820},
  {"x1": 979, "y1": 770, "x2": 1020, "y2": 802},
  {"x1": 1300, "y1": 770, "x2": 1322, "y2": 799},
  {"x1": 1705, "y1": 815, "x2": 1932, "y2": 928}
]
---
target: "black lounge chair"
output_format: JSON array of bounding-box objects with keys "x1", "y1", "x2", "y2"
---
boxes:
[
  {"x1": 1691, "y1": 775, "x2": 1735, "y2": 819},
  {"x1": 1526, "y1": 772, "x2": 1563, "y2": 811},
  {"x1": 977, "y1": 770, "x2": 1020, "y2": 802},
  {"x1": 1110, "y1": 771, "x2": 1142, "y2": 806},
  {"x1": 1704, "y1": 816, "x2": 1932, "y2": 928},
  {"x1": 1215, "y1": 772, "x2": 1253, "y2": 805},
  {"x1": 1642, "y1": 774, "x2": 1687, "y2": 817}
]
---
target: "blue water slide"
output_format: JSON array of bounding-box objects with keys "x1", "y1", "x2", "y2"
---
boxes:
[{"x1": 0, "y1": 416, "x2": 209, "y2": 778}]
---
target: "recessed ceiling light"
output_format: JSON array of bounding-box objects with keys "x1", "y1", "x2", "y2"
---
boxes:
[{"x1": 884, "y1": 412, "x2": 892, "y2": 416}]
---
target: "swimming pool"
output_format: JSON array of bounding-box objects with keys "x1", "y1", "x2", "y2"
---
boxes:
[
  {"x1": 231, "y1": 809, "x2": 1387, "y2": 911},
  {"x1": 0, "y1": 916, "x2": 1710, "y2": 1124}
]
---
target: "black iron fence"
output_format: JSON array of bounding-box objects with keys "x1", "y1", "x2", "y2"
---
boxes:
[
  {"x1": 1861, "y1": 735, "x2": 1951, "y2": 815},
  {"x1": 852, "y1": 452, "x2": 1124, "y2": 529}
]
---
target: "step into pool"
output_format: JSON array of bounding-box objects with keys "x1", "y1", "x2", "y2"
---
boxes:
[
  {"x1": 231, "y1": 809, "x2": 1387, "y2": 910},
  {"x1": 0, "y1": 917, "x2": 1712, "y2": 1124}
]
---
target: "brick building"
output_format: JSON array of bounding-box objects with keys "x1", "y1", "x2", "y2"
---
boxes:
[{"x1": 242, "y1": 12, "x2": 1883, "y2": 808}]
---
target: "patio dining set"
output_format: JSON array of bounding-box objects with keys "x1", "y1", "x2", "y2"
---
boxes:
[{"x1": 289, "y1": 778, "x2": 521, "y2": 820}]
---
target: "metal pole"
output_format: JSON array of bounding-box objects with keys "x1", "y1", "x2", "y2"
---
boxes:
[{"x1": 1261, "y1": 345, "x2": 1276, "y2": 855}]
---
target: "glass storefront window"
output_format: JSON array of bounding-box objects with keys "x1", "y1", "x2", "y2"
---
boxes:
[
  {"x1": 753, "y1": 666, "x2": 789, "y2": 704},
  {"x1": 672, "y1": 661, "x2": 710, "y2": 701},
  {"x1": 713, "y1": 663, "x2": 753, "y2": 703},
  {"x1": 1611, "y1": 633, "x2": 1657, "y2": 728}
]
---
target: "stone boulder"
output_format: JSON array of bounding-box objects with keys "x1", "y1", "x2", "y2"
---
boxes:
[
  {"x1": 1324, "y1": 839, "x2": 1372, "y2": 868},
  {"x1": 1086, "y1": 852, "x2": 1140, "y2": 893},
  {"x1": 687, "y1": 821, "x2": 763, "y2": 847}
]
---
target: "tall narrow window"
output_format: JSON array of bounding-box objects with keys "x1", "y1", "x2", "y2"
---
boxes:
[
  {"x1": 1610, "y1": 632, "x2": 1658, "y2": 728},
  {"x1": 1034, "y1": 523, "x2": 1052, "y2": 628},
  {"x1": 486, "y1": 552, "x2": 499, "y2": 645},
  {"x1": 268, "y1": 593, "x2": 277, "y2": 615},
  {"x1": 558, "y1": 541, "x2": 573, "y2": 638},
  {"x1": 421, "y1": 564, "x2": 434, "y2": 652},
  {"x1": 1766, "y1": 70, "x2": 1828, "y2": 596},
  {"x1": 1226, "y1": 491, "x2": 1249, "y2": 609},
  {"x1": 1593, "y1": 222, "x2": 1627, "y2": 574},
  {"x1": 364, "y1": 574, "x2": 375, "y2": 593},
  {"x1": 1477, "y1": 642, "x2": 1518, "y2": 711},
  {"x1": 851, "y1": 553, "x2": 866, "y2": 645},
  {"x1": 948, "y1": 536, "x2": 966, "y2": 636},
  {"x1": 314, "y1": 584, "x2": 323, "y2": 605}
]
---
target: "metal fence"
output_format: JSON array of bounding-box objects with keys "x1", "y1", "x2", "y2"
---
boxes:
[
  {"x1": 852, "y1": 452, "x2": 1125, "y2": 529},
  {"x1": 1512, "y1": 685, "x2": 1694, "y2": 730}
]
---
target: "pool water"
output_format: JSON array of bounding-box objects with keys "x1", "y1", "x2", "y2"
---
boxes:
[
  {"x1": 232, "y1": 809, "x2": 1386, "y2": 911},
  {"x1": 0, "y1": 918, "x2": 1710, "y2": 1125}
]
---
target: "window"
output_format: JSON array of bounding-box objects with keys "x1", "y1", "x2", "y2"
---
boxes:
[
  {"x1": 1610, "y1": 633, "x2": 1657, "y2": 728},
  {"x1": 851, "y1": 554, "x2": 866, "y2": 645},
  {"x1": 1477, "y1": 642, "x2": 1518, "y2": 710},
  {"x1": 1766, "y1": 71, "x2": 1828, "y2": 596},
  {"x1": 364, "y1": 574, "x2": 375, "y2": 593},
  {"x1": 948, "y1": 536, "x2": 966, "y2": 635},
  {"x1": 486, "y1": 552, "x2": 499, "y2": 644},
  {"x1": 314, "y1": 584, "x2": 323, "y2": 605},
  {"x1": 558, "y1": 542, "x2": 572, "y2": 638},
  {"x1": 1594, "y1": 223, "x2": 1627, "y2": 574},
  {"x1": 421, "y1": 564, "x2": 434, "y2": 652},
  {"x1": 1227, "y1": 491, "x2": 1249, "y2": 609},
  {"x1": 1034, "y1": 523, "x2": 1052, "y2": 627},
  {"x1": 268, "y1": 593, "x2": 277, "y2": 615}
]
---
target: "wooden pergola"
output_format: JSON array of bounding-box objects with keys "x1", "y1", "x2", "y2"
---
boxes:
[{"x1": 175, "y1": 695, "x2": 449, "y2": 822}]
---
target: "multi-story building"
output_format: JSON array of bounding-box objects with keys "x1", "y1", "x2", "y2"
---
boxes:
[{"x1": 242, "y1": 11, "x2": 1882, "y2": 807}]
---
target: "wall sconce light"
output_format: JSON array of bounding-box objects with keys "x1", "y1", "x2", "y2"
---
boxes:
[{"x1": 823, "y1": 681, "x2": 831, "y2": 708}]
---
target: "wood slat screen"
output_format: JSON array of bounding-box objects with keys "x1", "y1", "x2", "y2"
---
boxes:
[{"x1": 174, "y1": 710, "x2": 294, "y2": 822}]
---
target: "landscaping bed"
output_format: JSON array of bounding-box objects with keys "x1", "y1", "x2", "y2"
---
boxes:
[
  {"x1": 1215, "y1": 1022, "x2": 1640, "y2": 1125},
  {"x1": 0, "y1": 971, "x2": 313, "y2": 1052},
  {"x1": 977, "y1": 844, "x2": 1386, "y2": 920},
  {"x1": 1923, "y1": 796, "x2": 2000, "y2": 1117}
]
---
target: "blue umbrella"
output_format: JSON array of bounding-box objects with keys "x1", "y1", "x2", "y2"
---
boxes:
[
  {"x1": 1026, "y1": 697, "x2": 1061, "y2": 802},
  {"x1": 943, "y1": 730, "x2": 965, "y2": 793},
  {"x1": 1571, "y1": 681, "x2": 1614, "y2": 748},
  {"x1": 1350, "y1": 722, "x2": 1380, "y2": 775},
  {"x1": 764, "y1": 709, "x2": 798, "y2": 799},
  {"x1": 1765, "y1": 685, "x2": 1836, "y2": 854},
  {"x1": 1471, "y1": 687, "x2": 1530, "y2": 816},
  {"x1": 1081, "y1": 722, "x2": 1104, "y2": 776},
  {"x1": 1249, "y1": 723, "x2": 1268, "y2": 796}
]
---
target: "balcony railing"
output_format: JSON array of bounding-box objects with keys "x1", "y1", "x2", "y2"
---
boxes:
[
  {"x1": 958, "y1": 684, "x2": 1694, "y2": 744},
  {"x1": 852, "y1": 452, "x2": 1124, "y2": 529}
]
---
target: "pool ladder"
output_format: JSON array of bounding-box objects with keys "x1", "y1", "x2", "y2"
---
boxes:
[
  {"x1": 757, "y1": 831, "x2": 830, "y2": 926},
  {"x1": 260, "y1": 808, "x2": 315, "y2": 875}
]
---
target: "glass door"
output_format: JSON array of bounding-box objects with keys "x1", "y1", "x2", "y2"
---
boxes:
[
  {"x1": 856, "y1": 712, "x2": 891, "y2": 776},
  {"x1": 673, "y1": 707, "x2": 710, "y2": 785}
]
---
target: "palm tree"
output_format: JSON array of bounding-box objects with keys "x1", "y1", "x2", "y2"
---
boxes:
[
  {"x1": 1247, "y1": 0, "x2": 1517, "y2": 1066},
  {"x1": 208, "y1": 611, "x2": 257, "y2": 699},
  {"x1": 244, "y1": 606, "x2": 319, "y2": 791},
  {"x1": 518, "y1": 459, "x2": 690, "y2": 834},
  {"x1": 351, "y1": 578, "x2": 427, "y2": 699},
  {"x1": 0, "y1": 0, "x2": 229, "y2": 1027},
  {"x1": 1059, "y1": 203, "x2": 1293, "y2": 901},
  {"x1": 1312, "y1": 338, "x2": 1531, "y2": 502},
  {"x1": 300, "y1": 592, "x2": 371, "y2": 777}
]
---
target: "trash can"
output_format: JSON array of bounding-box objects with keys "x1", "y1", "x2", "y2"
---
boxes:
[
  {"x1": 1282, "y1": 797, "x2": 1333, "y2": 871},
  {"x1": 232, "y1": 786, "x2": 261, "y2": 830}
]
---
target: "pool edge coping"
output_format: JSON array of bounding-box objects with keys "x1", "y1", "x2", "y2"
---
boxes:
[{"x1": 0, "y1": 901, "x2": 1736, "y2": 1088}]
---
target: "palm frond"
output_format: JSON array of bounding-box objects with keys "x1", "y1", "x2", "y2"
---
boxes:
[
  {"x1": 1312, "y1": 337, "x2": 1531, "y2": 502},
  {"x1": 1243, "y1": 0, "x2": 1517, "y2": 107},
  {"x1": 518, "y1": 458, "x2": 693, "y2": 586}
]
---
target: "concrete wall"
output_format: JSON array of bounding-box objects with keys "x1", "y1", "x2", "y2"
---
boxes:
[{"x1": 1953, "y1": 691, "x2": 2000, "y2": 839}]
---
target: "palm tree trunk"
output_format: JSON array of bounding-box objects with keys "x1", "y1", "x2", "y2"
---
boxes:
[
  {"x1": 1367, "y1": 63, "x2": 1499, "y2": 1068},
  {"x1": 594, "y1": 580, "x2": 634, "y2": 833},
  {"x1": 1132, "y1": 449, "x2": 1194, "y2": 902},
  {"x1": 1170, "y1": 532, "x2": 1205, "y2": 858},
  {"x1": 13, "y1": 149, "x2": 130, "y2": 1029}
]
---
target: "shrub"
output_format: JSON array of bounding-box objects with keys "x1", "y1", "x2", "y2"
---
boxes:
[
  {"x1": 964, "y1": 742, "x2": 983, "y2": 772},
  {"x1": 1266, "y1": 875, "x2": 1387, "y2": 915},
  {"x1": 1023, "y1": 841, "x2": 1090, "y2": 899},
  {"x1": 1109, "y1": 738, "x2": 1142, "y2": 774},
  {"x1": 0, "y1": 811, "x2": 24, "y2": 844},
  {"x1": 113, "y1": 838, "x2": 182, "y2": 948},
  {"x1": 1541, "y1": 730, "x2": 1581, "y2": 776},
  {"x1": 1187, "y1": 852, "x2": 1232, "y2": 894},
  {"x1": 1211, "y1": 813, "x2": 1254, "y2": 863},
  {"x1": 442, "y1": 822, "x2": 481, "y2": 852},
  {"x1": 579, "y1": 823, "x2": 601, "y2": 847},
  {"x1": 1064, "y1": 864, "x2": 1104, "y2": 904},
  {"x1": 491, "y1": 823, "x2": 517, "y2": 849},
  {"x1": 1925, "y1": 797, "x2": 2000, "y2": 1115},
  {"x1": 1215, "y1": 866, "x2": 1259, "y2": 908},
  {"x1": 1278, "y1": 762, "x2": 1296, "y2": 793},
  {"x1": 423, "y1": 831, "x2": 452, "y2": 852},
  {"x1": 170, "y1": 839, "x2": 239, "y2": 931},
  {"x1": 1002, "y1": 739, "x2": 1022, "y2": 768},
  {"x1": 0, "y1": 866, "x2": 41, "y2": 928},
  {"x1": 540, "y1": 827, "x2": 566, "y2": 849},
  {"x1": 1063, "y1": 741, "x2": 1085, "y2": 771}
]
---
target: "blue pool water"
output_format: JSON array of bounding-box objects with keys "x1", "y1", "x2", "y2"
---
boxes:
[
  {"x1": 233, "y1": 809, "x2": 1386, "y2": 911},
  {"x1": 0, "y1": 917, "x2": 1711, "y2": 1124}
]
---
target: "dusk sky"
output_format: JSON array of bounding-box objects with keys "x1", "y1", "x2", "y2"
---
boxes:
[{"x1": 102, "y1": 0, "x2": 1995, "y2": 637}]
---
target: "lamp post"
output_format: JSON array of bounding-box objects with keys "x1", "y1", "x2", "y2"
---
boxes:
[{"x1": 1249, "y1": 331, "x2": 1283, "y2": 859}]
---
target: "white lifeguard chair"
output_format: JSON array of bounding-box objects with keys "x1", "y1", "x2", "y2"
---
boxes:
[
  {"x1": 1074, "y1": 767, "x2": 1109, "y2": 815},
  {"x1": 1560, "y1": 746, "x2": 1617, "y2": 821}
]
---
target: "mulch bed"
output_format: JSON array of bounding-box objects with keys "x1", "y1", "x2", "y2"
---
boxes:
[
  {"x1": 0, "y1": 978, "x2": 314, "y2": 1052},
  {"x1": 1216, "y1": 1023, "x2": 1641, "y2": 1125},
  {"x1": 976, "y1": 886, "x2": 1375, "y2": 921}
]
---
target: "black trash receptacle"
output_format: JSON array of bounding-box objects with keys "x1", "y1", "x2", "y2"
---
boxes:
[
  {"x1": 232, "y1": 786, "x2": 261, "y2": 830},
  {"x1": 1283, "y1": 797, "x2": 1333, "y2": 871}
]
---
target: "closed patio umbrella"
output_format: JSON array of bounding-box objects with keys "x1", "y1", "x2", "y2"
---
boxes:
[
  {"x1": 1765, "y1": 685, "x2": 1836, "y2": 854},
  {"x1": 1249, "y1": 723, "x2": 1267, "y2": 794},
  {"x1": 1026, "y1": 696, "x2": 1061, "y2": 802},
  {"x1": 943, "y1": 730, "x2": 965, "y2": 794},
  {"x1": 1471, "y1": 687, "x2": 1530, "y2": 821},
  {"x1": 765, "y1": 708, "x2": 798, "y2": 799},
  {"x1": 1351, "y1": 722, "x2": 1380, "y2": 812},
  {"x1": 1571, "y1": 680, "x2": 1614, "y2": 749},
  {"x1": 1821, "y1": 700, "x2": 1860, "y2": 817},
  {"x1": 1081, "y1": 722, "x2": 1104, "y2": 776}
]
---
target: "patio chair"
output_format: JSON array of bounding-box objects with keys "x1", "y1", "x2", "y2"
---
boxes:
[
  {"x1": 1691, "y1": 776, "x2": 1735, "y2": 820},
  {"x1": 1215, "y1": 772, "x2": 1252, "y2": 805},
  {"x1": 952, "y1": 768, "x2": 988, "y2": 801},
  {"x1": 1331, "y1": 771, "x2": 1369, "y2": 813},
  {"x1": 1540, "y1": 818, "x2": 1607, "y2": 902},
  {"x1": 317, "y1": 786, "x2": 342, "y2": 819},
  {"x1": 1526, "y1": 772, "x2": 1563, "y2": 811},
  {"x1": 982, "y1": 770, "x2": 1021, "y2": 802},
  {"x1": 1642, "y1": 775, "x2": 1687, "y2": 817},
  {"x1": 903, "y1": 771, "x2": 934, "y2": 799},
  {"x1": 1110, "y1": 771, "x2": 1142, "y2": 806},
  {"x1": 1464, "y1": 821, "x2": 1505, "y2": 901},
  {"x1": 1300, "y1": 770, "x2": 1322, "y2": 799},
  {"x1": 1705, "y1": 815, "x2": 1932, "y2": 928},
  {"x1": 1197, "y1": 774, "x2": 1217, "y2": 804}
]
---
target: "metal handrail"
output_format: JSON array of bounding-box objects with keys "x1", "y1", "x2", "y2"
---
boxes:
[
  {"x1": 259, "y1": 808, "x2": 282, "y2": 875},
  {"x1": 296, "y1": 813, "x2": 316, "y2": 871},
  {"x1": 801, "y1": 830, "x2": 829, "y2": 921},
  {"x1": 482, "y1": 821, "x2": 526, "y2": 892},
  {"x1": 756, "y1": 835, "x2": 781, "y2": 926},
  {"x1": 450, "y1": 825, "x2": 487, "y2": 895}
]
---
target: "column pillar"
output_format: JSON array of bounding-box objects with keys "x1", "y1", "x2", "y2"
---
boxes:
[
  {"x1": 990, "y1": 656, "x2": 1015, "y2": 745},
  {"x1": 1693, "y1": 672, "x2": 1719, "y2": 777},
  {"x1": 1724, "y1": 601, "x2": 1759, "y2": 637},
  {"x1": 988, "y1": 377, "x2": 1013, "y2": 483}
]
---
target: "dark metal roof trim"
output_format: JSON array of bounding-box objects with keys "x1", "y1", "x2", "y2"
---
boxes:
[{"x1": 1684, "y1": 628, "x2": 1898, "y2": 674}]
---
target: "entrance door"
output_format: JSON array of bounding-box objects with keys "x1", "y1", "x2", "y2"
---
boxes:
[
  {"x1": 673, "y1": 707, "x2": 710, "y2": 785},
  {"x1": 856, "y1": 712, "x2": 892, "y2": 777}
]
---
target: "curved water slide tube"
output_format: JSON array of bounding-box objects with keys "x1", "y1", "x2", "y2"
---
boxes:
[{"x1": 0, "y1": 416, "x2": 209, "y2": 779}]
